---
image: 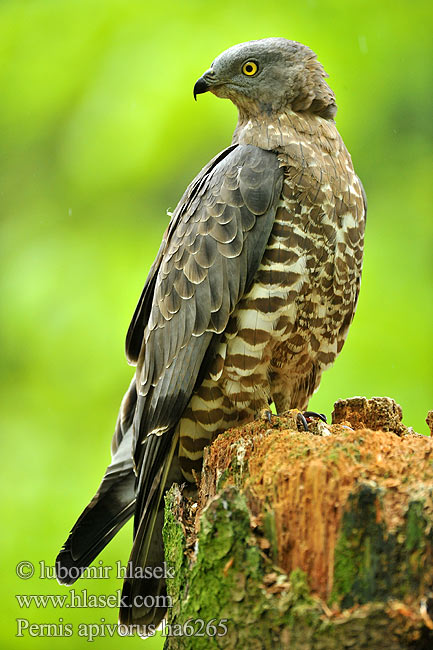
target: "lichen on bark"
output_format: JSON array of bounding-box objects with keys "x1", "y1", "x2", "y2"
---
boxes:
[{"x1": 162, "y1": 398, "x2": 433, "y2": 649}]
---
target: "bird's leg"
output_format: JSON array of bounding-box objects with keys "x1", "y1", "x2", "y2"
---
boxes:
[
  {"x1": 297, "y1": 411, "x2": 328, "y2": 433},
  {"x1": 255, "y1": 407, "x2": 274, "y2": 423},
  {"x1": 303, "y1": 411, "x2": 327, "y2": 423},
  {"x1": 296, "y1": 412, "x2": 309, "y2": 432}
]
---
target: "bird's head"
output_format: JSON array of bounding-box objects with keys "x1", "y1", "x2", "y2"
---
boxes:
[{"x1": 194, "y1": 38, "x2": 336, "y2": 120}]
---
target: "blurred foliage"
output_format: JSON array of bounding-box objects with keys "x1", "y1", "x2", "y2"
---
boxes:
[{"x1": 1, "y1": 1, "x2": 432, "y2": 648}]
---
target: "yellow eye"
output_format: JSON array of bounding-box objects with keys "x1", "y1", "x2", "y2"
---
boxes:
[{"x1": 242, "y1": 61, "x2": 258, "y2": 76}]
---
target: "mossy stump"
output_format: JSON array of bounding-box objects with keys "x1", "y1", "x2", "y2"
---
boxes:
[{"x1": 162, "y1": 398, "x2": 433, "y2": 649}]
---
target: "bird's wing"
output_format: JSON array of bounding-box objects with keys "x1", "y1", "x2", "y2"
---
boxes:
[
  {"x1": 119, "y1": 144, "x2": 283, "y2": 625},
  {"x1": 133, "y1": 142, "x2": 283, "y2": 482},
  {"x1": 125, "y1": 145, "x2": 238, "y2": 365}
]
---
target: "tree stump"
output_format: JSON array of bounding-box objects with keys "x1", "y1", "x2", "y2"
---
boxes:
[{"x1": 162, "y1": 398, "x2": 433, "y2": 649}]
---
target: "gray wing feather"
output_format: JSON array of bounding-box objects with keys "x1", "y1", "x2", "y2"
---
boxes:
[
  {"x1": 125, "y1": 145, "x2": 239, "y2": 364},
  {"x1": 132, "y1": 145, "x2": 283, "y2": 463}
]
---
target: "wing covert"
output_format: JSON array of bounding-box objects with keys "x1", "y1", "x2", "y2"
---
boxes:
[{"x1": 125, "y1": 145, "x2": 238, "y2": 364}]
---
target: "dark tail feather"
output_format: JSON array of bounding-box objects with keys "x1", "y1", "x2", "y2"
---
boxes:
[
  {"x1": 56, "y1": 466, "x2": 135, "y2": 585},
  {"x1": 119, "y1": 429, "x2": 180, "y2": 628},
  {"x1": 56, "y1": 380, "x2": 137, "y2": 586}
]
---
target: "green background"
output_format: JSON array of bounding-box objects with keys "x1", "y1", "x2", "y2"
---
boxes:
[{"x1": 2, "y1": 1, "x2": 432, "y2": 648}]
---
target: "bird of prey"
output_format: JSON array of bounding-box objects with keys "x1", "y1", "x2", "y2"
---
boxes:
[{"x1": 56, "y1": 37, "x2": 366, "y2": 629}]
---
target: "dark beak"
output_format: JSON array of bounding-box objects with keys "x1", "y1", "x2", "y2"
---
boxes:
[{"x1": 193, "y1": 75, "x2": 210, "y2": 101}]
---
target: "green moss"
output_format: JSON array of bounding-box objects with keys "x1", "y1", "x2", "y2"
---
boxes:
[
  {"x1": 163, "y1": 486, "x2": 188, "y2": 601},
  {"x1": 163, "y1": 485, "x2": 325, "y2": 649},
  {"x1": 163, "y1": 482, "x2": 433, "y2": 649},
  {"x1": 263, "y1": 509, "x2": 279, "y2": 562},
  {"x1": 331, "y1": 484, "x2": 433, "y2": 608},
  {"x1": 405, "y1": 500, "x2": 426, "y2": 551},
  {"x1": 327, "y1": 449, "x2": 340, "y2": 463},
  {"x1": 216, "y1": 468, "x2": 229, "y2": 492}
]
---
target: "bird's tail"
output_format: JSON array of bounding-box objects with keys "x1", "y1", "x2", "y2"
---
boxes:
[
  {"x1": 118, "y1": 427, "x2": 180, "y2": 629},
  {"x1": 56, "y1": 377, "x2": 183, "y2": 629},
  {"x1": 56, "y1": 379, "x2": 137, "y2": 585}
]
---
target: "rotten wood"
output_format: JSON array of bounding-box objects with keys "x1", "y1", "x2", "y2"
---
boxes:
[{"x1": 162, "y1": 397, "x2": 433, "y2": 649}]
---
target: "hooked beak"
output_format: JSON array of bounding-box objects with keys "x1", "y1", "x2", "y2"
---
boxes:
[{"x1": 193, "y1": 69, "x2": 217, "y2": 101}]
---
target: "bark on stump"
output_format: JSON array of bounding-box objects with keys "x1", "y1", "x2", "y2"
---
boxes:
[{"x1": 162, "y1": 398, "x2": 433, "y2": 649}]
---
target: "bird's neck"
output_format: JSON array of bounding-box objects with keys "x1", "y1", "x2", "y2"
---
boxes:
[{"x1": 232, "y1": 109, "x2": 340, "y2": 151}]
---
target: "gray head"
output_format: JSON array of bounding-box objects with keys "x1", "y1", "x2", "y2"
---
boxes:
[{"x1": 194, "y1": 38, "x2": 336, "y2": 120}]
